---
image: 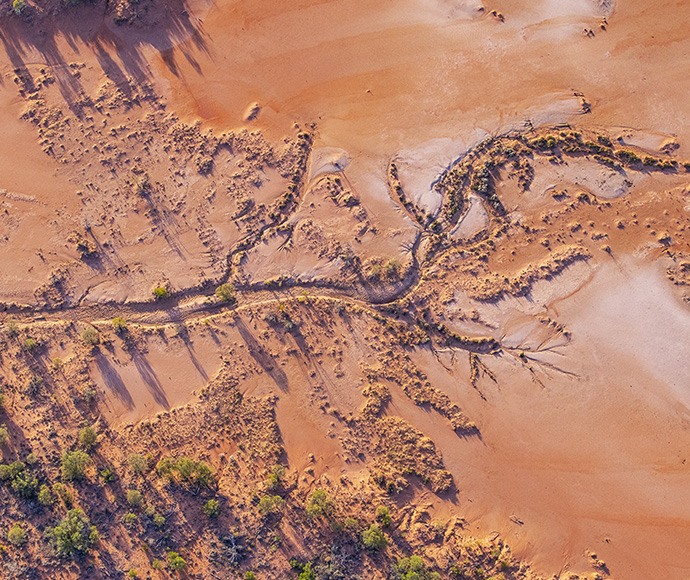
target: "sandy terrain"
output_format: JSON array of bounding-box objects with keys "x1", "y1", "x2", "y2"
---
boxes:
[{"x1": 1, "y1": 0, "x2": 690, "y2": 579}]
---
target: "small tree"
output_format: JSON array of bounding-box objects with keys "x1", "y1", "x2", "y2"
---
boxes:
[
  {"x1": 46, "y1": 509, "x2": 98, "y2": 557},
  {"x1": 215, "y1": 283, "x2": 236, "y2": 303},
  {"x1": 203, "y1": 499, "x2": 220, "y2": 518},
  {"x1": 168, "y1": 551, "x2": 186, "y2": 571},
  {"x1": 61, "y1": 450, "x2": 91, "y2": 481},
  {"x1": 79, "y1": 426, "x2": 97, "y2": 451},
  {"x1": 362, "y1": 524, "x2": 386, "y2": 551},
  {"x1": 7, "y1": 523, "x2": 27, "y2": 546}
]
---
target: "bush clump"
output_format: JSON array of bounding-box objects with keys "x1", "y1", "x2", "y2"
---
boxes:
[
  {"x1": 203, "y1": 499, "x2": 220, "y2": 518},
  {"x1": 153, "y1": 286, "x2": 170, "y2": 300},
  {"x1": 257, "y1": 495, "x2": 284, "y2": 516},
  {"x1": 45, "y1": 509, "x2": 98, "y2": 557},
  {"x1": 156, "y1": 457, "x2": 214, "y2": 487},
  {"x1": 7, "y1": 523, "x2": 27, "y2": 546},
  {"x1": 362, "y1": 524, "x2": 387, "y2": 551},
  {"x1": 306, "y1": 489, "x2": 334, "y2": 518},
  {"x1": 394, "y1": 555, "x2": 441, "y2": 580},
  {"x1": 215, "y1": 283, "x2": 236, "y2": 303},
  {"x1": 112, "y1": 317, "x2": 128, "y2": 334},
  {"x1": 79, "y1": 426, "x2": 97, "y2": 451},
  {"x1": 0, "y1": 461, "x2": 38, "y2": 499},
  {"x1": 127, "y1": 490, "x2": 144, "y2": 509},
  {"x1": 167, "y1": 551, "x2": 186, "y2": 571},
  {"x1": 81, "y1": 327, "x2": 100, "y2": 346},
  {"x1": 61, "y1": 450, "x2": 91, "y2": 481}
]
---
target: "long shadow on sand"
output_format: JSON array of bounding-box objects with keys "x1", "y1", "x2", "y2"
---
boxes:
[{"x1": 0, "y1": 0, "x2": 210, "y2": 114}]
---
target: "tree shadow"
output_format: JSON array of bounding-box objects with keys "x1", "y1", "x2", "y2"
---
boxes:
[
  {"x1": 94, "y1": 352, "x2": 135, "y2": 410},
  {"x1": 0, "y1": 0, "x2": 210, "y2": 111},
  {"x1": 129, "y1": 347, "x2": 170, "y2": 409},
  {"x1": 235, "y1": 317, "x2": 289, "y2": 392}
]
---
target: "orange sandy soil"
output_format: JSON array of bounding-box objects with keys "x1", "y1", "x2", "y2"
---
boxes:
[{"x1": 1, "y1": 0, "x2": 690, "y2": 579}]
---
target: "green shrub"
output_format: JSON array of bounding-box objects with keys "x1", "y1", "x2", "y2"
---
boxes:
[
  {"x1": 376, "y1": 505, "x2": 391, "y2": 527},
  {"x1": 257, "y1": 495, "x2": 283, "y2": 516},
  {"x1": 0, "y1": 426, "x2": 8, "y2": 445},
  {"x1": 53, "y1": 483, "x2": 73, "y2": 508},
  {"x1": 122, "y1": 513, "x2": 138, "y2": 527},
  {"x1": 45, "y1": 509, "x2": 98, "y2": 557},
  {"x1": 152, "y1": 513, "x2": 165, "y2": 528},
  {"x1": 11, "y1": 470, "x2": 38, "y2": 499},
  {"x1": 12, "y1": 0, "x2": 26, "y2": 15},
  {"x1": 79, "y1": 426, "x2": 97, "y2": 451},
  {"x1": 127, "y1": 453, "x2": 146, "y2": 475},
  {"x1": 394, "y1": 555, "x2": 441, "y2": 580},
  {"x1": 61, "y1": 450, "x2": 90, "y2": 481},
  {"x1": 266, "y1": 465, "x2": 285, "y2": 492},
  {"x1": 153, "y1": 286, "x2": 170, "y2": 300},
  {"x1": 344, "y1": 517, "x2": 358, "y2": 530},
  {"x1": 112, "y1": 317, "x2": 128, "y2": 334},
  {"x1": 156, "y1": 456, "x2": 214, "y2": 487},
  {"x1": 203, "y1": 499, "x2": 220, "y2": 518},
  {"x1": 168, "y1": 551, "x2": 186, "y2": 571},
  {"x1": 298, "y1": 563, "x2": 316, "y2": 580},
  {"x1": 52, "y1": 357, "x2": 63, "y2": 371},
  {"x1": 215, "y1": 283, "x2": 236, "y2": 303},
  {"x1": 245, "y1": 572, "x2": 256, "y2": 580},
  {"x1": 38, "y1": 484, "x2": 53, "y2": 506},
  {"x1": 152, "y1": 559, "x2": 163, "y2": 570},
  {"x1": 81, "y1": 327, "x2": 100, "y2": 346},
  {"x1": 306, "y1": 489, "x2": 334, "y2": 518},
  {"x1": 7, "y1": 523, "x2": 26, "y2": 546},
  {"x1": 128, "y1": 570, "x2": 138, "y2": 578},
  {"x1": 6, "y1": 320, "x2": 18, "y2": 337},
  {"x1": 24, "y1": 338, "x2": 37, "y2": 351},
  {"x1": 100, "y1": 467, "x2": 116, "y2": 483},
  {"x1": 362, "y1": 524, "x2": 386, "y2": 551},
  {"x1": 127, "y1": 490, "x2": 144, "y2": 508},
  {"x1": 0, "y1": 461, "x2": 37, "y2": 499}
]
